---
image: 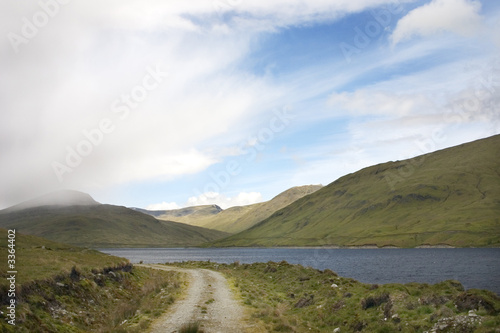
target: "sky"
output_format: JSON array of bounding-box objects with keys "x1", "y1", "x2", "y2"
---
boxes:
[{"x1": 1, "y1": 0, "x2": 499, "y2": 210}]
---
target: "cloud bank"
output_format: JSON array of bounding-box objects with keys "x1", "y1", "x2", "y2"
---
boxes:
[
  {"x1": 0, "y1": 0, "x2": 498, "y2": 209},
  {"x1": 391, "y1": 0, "x2": 482, "y2": 44}
]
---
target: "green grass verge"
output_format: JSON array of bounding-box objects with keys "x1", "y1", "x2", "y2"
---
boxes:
[
  {"x1": 0, "y1": 265, "x2": 182, "y2": 332},
  {"x1": 0, "y1": 229, "x2": 183, "y2": 332},
  {"x1": 174, "y1": 261, "x2": 500, "y2": 332},
  {"x1": 0, "y1": 228, "x2": 127, "y2": 284}
]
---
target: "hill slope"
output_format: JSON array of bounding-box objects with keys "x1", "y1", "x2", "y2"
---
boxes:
[
  {"x1": 0, "y1": 229, "x2": 184, "y2": 332},
  {"x1": 0, "y1": 199, "x2": 229, "y2": 248},
  {"x1": 213, "y1": 135, "x2": 500, "y2": 247},
  {"x1": 209, "y1": 185, "x2": 323, "y2": 233},
  {"x1": 136, "y1": 204, "x2": 223, "y2": 221},
  {"x1": 148, "y1": 185, "x2": 323, "y2": 234},
  {"x1": 0, "y1": 228, "x2": 126, "y2": 284}
]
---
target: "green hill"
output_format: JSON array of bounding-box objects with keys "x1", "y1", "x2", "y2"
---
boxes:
[
  {"x1": 149, "y1": 185, "x2": 323, "y2": 233},
  {"x1": 142, "y1": 204, "x2": 223, "y2": 221},
  {"x1": 206, "y1": 185, "x2": 323, "y2": 233},
  {"x1": 212, "y1": 135, "x2": 500, "y2": 248},
  {"x1": 192, "y1": 204, "x2": 260, "y2": 233},
  {"x1": 0, "y1": 199, "x2": 229, "y2": 248},
  {"x1": 0, "y1": 228, "x2": 126, "y2": 284}
]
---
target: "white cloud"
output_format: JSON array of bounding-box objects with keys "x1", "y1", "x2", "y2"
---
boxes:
[
  {"x1": 0, "y1": 1, "x2": 279, "y2": 205},
  {"x1": 146, "y1": 201, "x2": 180, "y2": 211},
  {"x1": 325, "y1": 67, "x2": 500, "y2": 152},
  {"x1": 289, "y1": 49, "x2": 500, "y2": 189},
  {"x1": 187, "y1": 191, "x2": 263, "y2": 209},
  {"x1": 391, "y1": 0, "x2": 482, "y2": 45},
  {"x1": 0, "y1": 0, "x2": 407, "y2": 207},
  {"x1": 109, "y1": 150, "x2": 219, "y2": 184},
  {"x1": 0, "y1": 0, "x2": 497, "y2": 209},
  {"x1": 328, "y1": 90, "x2": 434, "y2": 116},
  {"x1": 145, "y1": 191, "x2": 263, "y2": 212}
]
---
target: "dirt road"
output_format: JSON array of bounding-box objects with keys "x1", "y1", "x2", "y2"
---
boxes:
[{"x1": 141, "y1": 264, "x2": 260, "y2": 333}]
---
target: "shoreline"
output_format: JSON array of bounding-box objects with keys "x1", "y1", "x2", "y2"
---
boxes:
[{"x1": 97, "y1": 245, "x2": 500, "y2": 250}]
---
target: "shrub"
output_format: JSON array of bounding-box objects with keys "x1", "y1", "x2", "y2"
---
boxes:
[
  {"x1": 455, "y1": 292, "x2": 497, "y2": 314},
  {"x1": 70, "y1": 266, "x2": 81, "y2": 281},
  {"x1": 295, "y1": 294, "x2": 314, "y2": 308},
  {"x1": 361, "y1": 292, "x2": 390, "y2": 310},
  {"x1": 179, "y1": 321, "x2": 203, "y2": 333}
]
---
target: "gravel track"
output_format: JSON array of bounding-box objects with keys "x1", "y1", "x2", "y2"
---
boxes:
[{"x1": 141, "y1": 264, "x2": 258, "y2": 333}]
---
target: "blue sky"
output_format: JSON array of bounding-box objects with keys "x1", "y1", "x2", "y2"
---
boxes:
[{"x1": 1, "y1": 0, "x2": 499, "y2": 210}]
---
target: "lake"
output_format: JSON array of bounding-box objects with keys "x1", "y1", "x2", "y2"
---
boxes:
[{"x1": 99, "y1": 247, "x2": 500, "y2": 295}]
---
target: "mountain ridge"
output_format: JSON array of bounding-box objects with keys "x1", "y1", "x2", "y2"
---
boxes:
[
  {"x1": 140, "y1": 185, "x2": 323, "y2": 234},
  {"x1": 0, "y1": 199, "x2": 229, "y2": 248},
  {"x1": 134, "y1": 204, "x2": 223, "y2": 219},
  {"x1": 211, "y1": 135, "x2": 500, "y2": 248}
]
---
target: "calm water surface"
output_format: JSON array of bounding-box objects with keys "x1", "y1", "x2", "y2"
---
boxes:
[{"x1": 99, "y1": 248, "x2": 500, "y2": 294}]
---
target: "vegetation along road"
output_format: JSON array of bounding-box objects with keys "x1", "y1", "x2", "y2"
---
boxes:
[{"x1": 140, "y1": 264, "x2": 263, "y2": 333}]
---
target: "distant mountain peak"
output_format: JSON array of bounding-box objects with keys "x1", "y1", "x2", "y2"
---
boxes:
[
  {"x1": 3, "y1": 190, "x2": 99, "y2": 212},
  {"x1": 133, "y1": 204, "x2": 223, "y2": 219},
  {"x1": 211, "y1": 204, "x2": 223, "y2": 212}
]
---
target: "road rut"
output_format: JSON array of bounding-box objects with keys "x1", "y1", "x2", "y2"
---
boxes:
[{"x1": 141, "y1": 264, "x2": 257, "y2": 333}]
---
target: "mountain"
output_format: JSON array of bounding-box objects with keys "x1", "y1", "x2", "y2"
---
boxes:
[
  {"x1": 4, "y1": 189, "x2": 99, "y2": 212},
  {"x1": 212, "y1": 135, "x2": 500, "y2": 248},
  {"x1": 134, "y1": 204, "x2": 223, "y2": 220},
  {"x1": 142, "y1": 185, "x2": 323, "y2": 234},
  {"x1": 0, "y1": 192, "x2": 229, "y2": 248},
  {"x1": 205, "y1": 185, "x2": 324, "y2": 233}
]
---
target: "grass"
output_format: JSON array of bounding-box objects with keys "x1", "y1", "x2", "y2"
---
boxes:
[
  {"x1": 211, "y1": 135, "x2": 500, "y2": 248},
  {"x1": 179, "y1": 321, "x2": 204, "y2": 333},
  {"x1": 0, "y1": 228, "x2": 127, "y2": 284},
  {"x1": 0, "y1": 229, "x2": 184, "y2": 332},
  {"x1": 174, "y1": 261, "x2": 500, "y2": 332},
  {"x1": 0, "y1": 265, "x2": 182, "y2": 333},
  {"x1": 0, "y1": 203, "x2": 229, "y2": 248}
]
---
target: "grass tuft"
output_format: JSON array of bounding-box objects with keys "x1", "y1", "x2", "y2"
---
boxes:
[{"x1": 179, "y1": 321, "x2": 204, "y2": 333}]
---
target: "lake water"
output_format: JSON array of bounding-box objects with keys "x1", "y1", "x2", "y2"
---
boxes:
[{"x1": 99, "y1": 248, "x2": 500, "y2": 295}]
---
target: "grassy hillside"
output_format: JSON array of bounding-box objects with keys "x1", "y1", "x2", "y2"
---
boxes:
[
  {"x1": 0, "y1": 204, "x2": 229, "y2": 248},
  {"x1": 213, "y1": 135, "x2": 500, "y2": 248},
  {"x1": 0, "y1": 228, "x2": 125, "y2": 284},
  {"x1": 194, "y1": 204, "x2": 262, "y2": 233},
  {"x1": 154, "y1": 185, "x2": 323, "y2": 234},
  {"x1": 153, "y1": 204, "x2": 223, "y2": 222},
  {"x1": 176, "y1": 261, "x2": 500, "y2": 332},
  {"x1": 0, "y1": 229, "x2": 183, "y2": 332},
  {"x1": 220, "y1": 185, "x2": 324, "y2": 234}
]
